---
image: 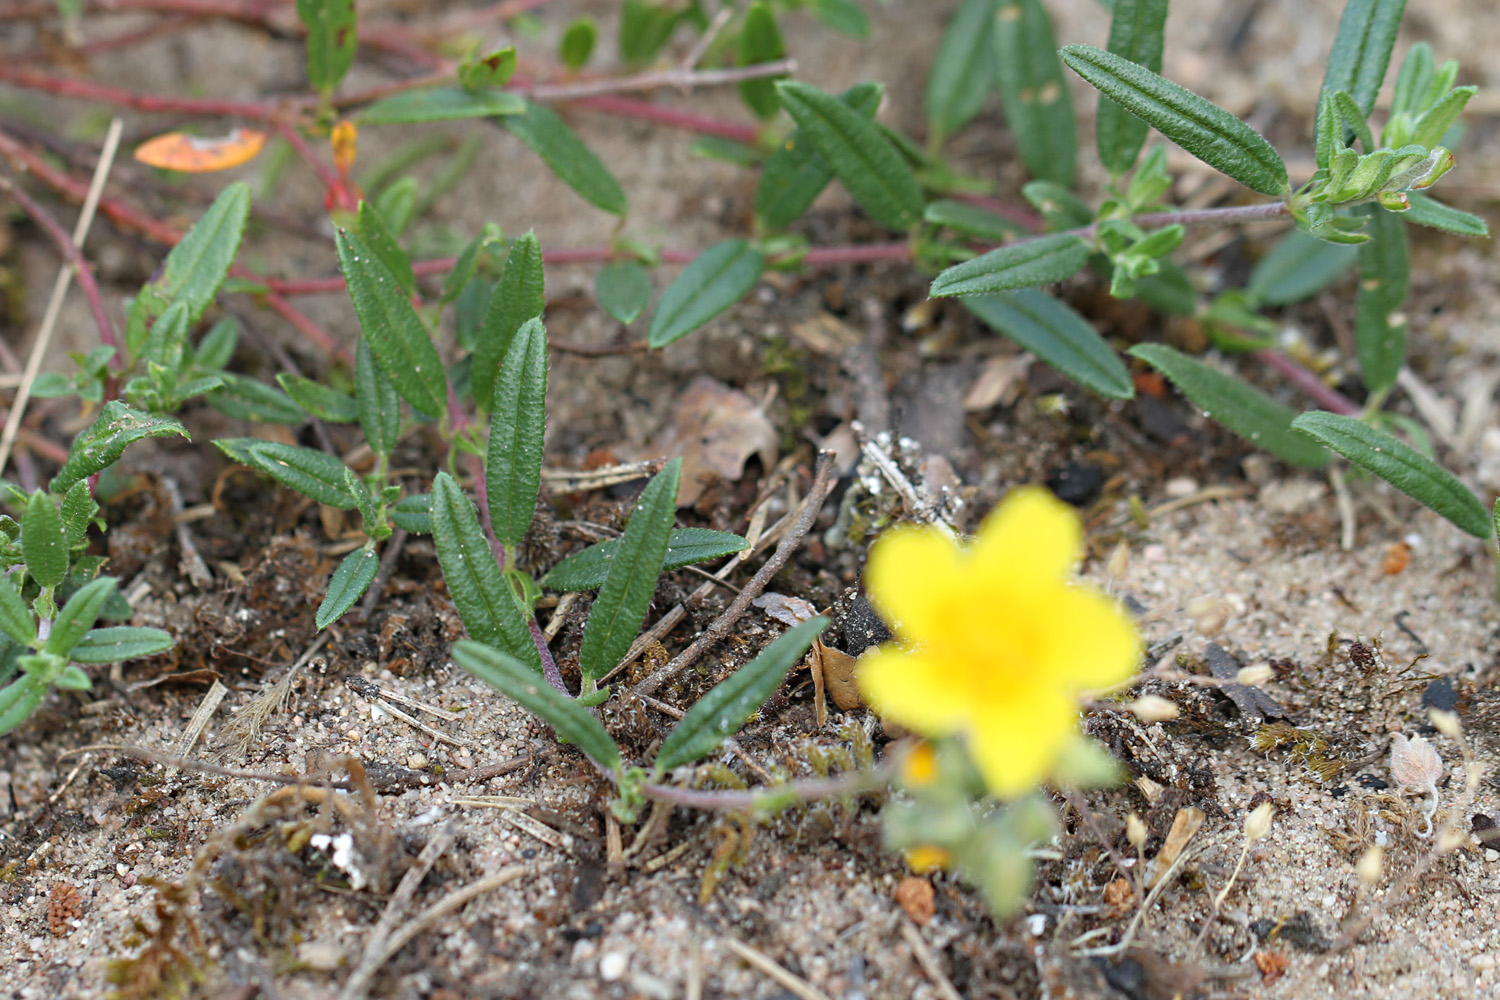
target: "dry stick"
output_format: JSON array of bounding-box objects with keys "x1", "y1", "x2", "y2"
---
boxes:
[
  {"x1": 0, "y1": 116, "x2": 120, "y2": 477},
  {"x1": 338, "y1": 823, "x2": 456, "y2": 1000},
  {"x1": 343, "y1": 864, "x2": 536, "y2": 997},
  {"x1": 722, "y1": 937, "x2": 834, "y2": 1000},
  {"x1": 899, "y1": 920, "x2": 965, "y2": 1000},
  {"x1": 631, "y1": 451, "x2": 834, "y2": 699}
]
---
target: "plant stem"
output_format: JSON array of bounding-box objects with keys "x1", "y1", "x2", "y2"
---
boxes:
[
  {"x1": 640, "y1": 766, "x2": 880, "y2": 812},
  {"x1": 1251, "y1": 348, "x2": 1360, "y2": 416}
]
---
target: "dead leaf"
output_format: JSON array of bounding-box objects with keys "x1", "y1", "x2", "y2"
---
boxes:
[
  {"x1": 789, "y1": 312, "x2": 860, "y2": 355},
  {"x1": 1149, "y1": 806, "x2": 1204, "y2": 887},
  {"x1": 893, "y1": 876, "x2": 935, "y2": 925},
  {"x1": 963, "y1": 354, "x2": 1032, "y2": 411},
  {"x1": 1253, "y1": 950, "x2": 1289, "y2": 984},
  {"x1": 822, "y1": 642, "x2": 862, "y2": 711},
  {"x1": 1382, "y1": 540, "x2": 1411, "y2": 575},
  {"x1": 650, "y1": 376, "x2": 777, "y2": 507},
  {"x1": 1102, "y1": 876, "x2": 1135, "y2": 916}
]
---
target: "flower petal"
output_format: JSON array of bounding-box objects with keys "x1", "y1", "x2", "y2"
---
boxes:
[
  {"x1": 970, "y1": 486, "x2": 1081, "y2": 585},
  {"x1": 864, "y1": 525, "x2": 963, "y2": 642},
  {"x1": 1035, "y1": 586, "x2": 1141, "y2": 689},
  {"x1": 964, "y1": 683, "x2": 1078, "y2": 798},
  {"x1": 857, "y1": 646, "x2": 970, "y2": 734}
]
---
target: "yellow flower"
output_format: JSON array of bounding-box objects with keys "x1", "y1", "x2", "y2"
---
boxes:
[
  {"x1": 858, "y1": 486, "x2": 1140, "y2": 799},
  {"x1": 904, "y1": 844, "x2": 952, "y2": 874}
]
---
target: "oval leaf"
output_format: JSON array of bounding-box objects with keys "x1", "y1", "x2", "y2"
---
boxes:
[
  {"x1": 430, "y1": 472, "x2": 539, "y2": 669},
  {"x1": 595, "y1": 262, "x2": 652, "y2": 324},
  {"x1": 930, "y1": 234, "x2": 1089, "y2": 297},
  {"x1": 1318, "y1": 0, "x2": 1407, "y2": 129},
  {"x1": 295, "y1": 0, "x2": 357, "y2": 94},
  {"x1": 994, "y1": 0, "x2": 1077, "y2": 186},
  {"x1": 737, "y1": 2, "x2": 787, "y2": 120},
  {"x1": 453, "y1": 639, "x2": 621, "y2": 772},
  {"x1": 487, "y1": 318, "x2": 548, "y2": 550},
  {"x1": 1129, "y1": 344, "x2": 1329, "y2": 467},
  {"x1": 963, "y1": 289, "x2": 1134, "y2": 399},
  {"x1": 774, "y1": 80, "x2": 924, "y2": 231},
  {"x1": 317, "y1": 545, "x2": 380, "y2": 630},
  {"x1": 354, "y1": 338, "x2": 402, "y2": 456},
  {"x1": 357, "y1": 199, "x2": 416, "y2": 297},
  {"x1": 1248, "y1": 228, "x2": 1357, "y2": 306},
  {"x1": 0, "y1": 676, "x2": 45, "y2": 737},
  {"x1": 359, "y1": 87, "x2": 525, "y2": 125},
  {"x1": 21, "y1": 492, "x2": 67, "y2": 590},
  {"x1": 473, "y1": 232, "x2": 544, "y2": 410},
  {"x1": 0, "y1": 575, "x2": 34, "y2": 648},
  {"x1": 1061, "y1": 44, "x2": 1288, "y2": 196},
  {"x1": 755, "y1": 82, "x2": 882, "y2": 231},
  {"x1": 1292, "y1": 411, "x2": 1488, "y2": 537},
  {"x1": 44, "y1": 577, "x2": 116, "y2": 657},
  {"x1": 542, "y1": 527, "x2": 750, "y2": 592},
  {"x1": 1354, "y1": 205, "x2": 1409, "y2": 395},
  {"x1": 390, "y1": 493, "x2": 432, "y2": 534},
  {"x1": 218, "y1": 440, "x2": 358, "y2": 509},
  {"x1": 1096, "y1": 0, "x2": 1168, "y2": 174},
  {"x1": 208, "y1": 373, "x2": 306, "y2": 424},
  {"x1": 1404, "y1": 192, "x2": 1488, "y2": 237},
  {"x1": 924, "y1": 0, "x2": 997, "y2": 141},
  {"x1": 502, "y1": 101, "x2": 627, "y2": 216},
  {"x1": 923, "y1": 199, "x2": 1028, "y2": 242},
  {"x1": 156, "y1": 181, "x2": 251, "y2": 323},
  {"x1": 647, "y1": 240, "x2": 764, "y2": 349},
  {"x1": 655, "y1": 616, "x2": 827, "y2": 774},
  {"x1": 578, "y1": 459, "x2": 680, "y2": 685},
  {"x1": 69, "y1": 626, "x2": 175, "y2": 664},
  {"x1": 336, "y1": 229, "x2": 447, "y2": 418},
  {"x1": 50, "y1": 400, "x2": 188, "y2": 493}
]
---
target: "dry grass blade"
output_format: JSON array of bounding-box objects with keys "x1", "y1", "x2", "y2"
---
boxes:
[{"x1": 722, "y1": 937, "x2": 834, "y2": 1000}]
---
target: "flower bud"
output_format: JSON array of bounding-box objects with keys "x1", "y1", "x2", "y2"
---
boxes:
[
  {"x1": 1244, "y1": 801, "x2": 1275, "y2": 842},
  {"x1": 1127, "y1": 695, "x2": 1178, "y2": 723}
]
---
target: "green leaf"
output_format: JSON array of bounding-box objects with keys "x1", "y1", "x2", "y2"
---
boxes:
[
  {"x1": 390, "y1": 493, "x2": 432, "y2": 534},
  {"x1": 0, "y1": 574, "x2": 35, "y2": 648},
  {"x1": 473, "y1": 232, "x2": 545, "y2": 410},
  {"x1": 141, "y1": 299, "x2": 191, "y2": 371},
  {"x1": 44, "y1": 576, "x2": 115, "y2": 657},
  {"x1": 430, "y1": 472, "x2": 539, "y2": 669},
  {"x1": 595, "y1": 262, "x2": 652, "y2": 324},
  {"x1": 69, "y1": 626, "x2": 174, "y2": 663},
  {"x1": 655, "y1": 616, "x2": 827, "y2": 774},
  {"x1": 737, "y1": 2, "x2": 787, "y2": 120},
  {"x1": 542, "y1": 527, "x2": 750, "y2": 592},
  {"x1": 372, "y1": 175, "x2": 418, "y2": 236},
  {"x1": 276, "y1": 373, "x2": 358, "y2": 423},
  {"x1": 647, "y1": 240, "x2": 764, "y2": 349},
  {"x1": 1061, "y1": 45, "x2": 1288, "y2": 196},
  {"x1": 774, "y1": 80, "x2": 924, "y2": 232},
  {"x1": 559, "y1": 17, "x2": 597, "y2": 71},
  {"x1": 620, "y1": 0, "x2": 682, "y2": 65},
  {"x1": 50, "y1": 401, "x2": 188, "y2": 495},
  {"x1": 755, "y1": 81, "x2": 882, "y2": 231},
  {"x1": 458, "y1": 46, "x2": 517, "y2": 91},
  {"x1": 1248, "y1": 227, "x2": 1358, "y2": 306},
  {"x1": 155, "y1": 181, "x2": 251, "y2": 324},
  {"x1": 1292, "y1": 411, "x2": 1489, "y2": 537},
  {"x1": 1129, "y1": 344, "x2": 1329, "y2": 467},
  {"x1": 963, "y1": 290, "x2": 1133, "y2": 399},
  {"x1": 295, "y1": 0, "x2": 357, "y2": 95},
  {"x1": 440, "y1": 226, "x2": 498, "y2": 306},
  {"x1": 317, "y1": 544, "x2": 379, "y2": 629},
  {"x1": 336, "y1": 229, "x2": 447, "y2": 418},
  {"x1": 503, "y1": 101, "x2": 627, "y2": 216},
  {"x1": 1318, "y1": 0, "x2": 1407, "y2": 134},
  {"x1": 354, "y1": 339, "x2": 402, "y2": 457},
  {"x1": 0, "y1": 675, "x2": 45, "y2": 737},
  {"x1": 994, "y1": 0, "x2": 1076, "y2": 186},
  {"x1": 359, "y1": 87, "x2": 525, "y2": 125},
  {"x1": 215, "y1": 439, "x2": 357, "y2": 508},
  {"x1": 59, "y1": 480, "x2": 94, "y2": 549},
  {"x1": 925, "y1": 0, "x2": 997, "y2": 142},
  {"x1": 1403, "y1": 192, "x2": 1489, "y2": 237},
  {"x1": 578, "y1": 459, "x2": 680, "y2": 685},
  {"x1": 809, "y1": 0, "x2": 869, "y2": 38},
  {"x1": 923, "y1": 199, "x2": 1028, "y2": 242},
  {"x1": 453, "y1": 639, "x2": 621, "y2": 772},
  {"x1": 487, "y1": 318, "x2": 548, "y2": 550},
  {"x1": 1390, "y1": 41, "x2": 1433, "y2": 122},
  {"x1": 1096, "y1": 0, "x2": 1168, "y2": 174},
  {"x1": 208, "y1": 373, "x2": 306, "y2": 424},
  {"x1": 1354, "y1": 205, "x2": 1409, "y2": 394},
  {"x1": 54, "y1": 665, "x2": 91, "y2": 690},
  {"x1": 356, "y1": 200, "x2": 416, "y2": 298},
  {"x1": 1022, "y1": 180, "x2": 1093, "y2": 230},
  {"x1": 929, "y1": 234, "x2": 1089, "y2": 297}
]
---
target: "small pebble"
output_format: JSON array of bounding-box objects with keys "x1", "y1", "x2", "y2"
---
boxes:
[
  {"x1": 1164, "y1": 476, "x2": 1199, "y2": 497},
  {"x1": 599, "y1": 951, "x2": 628, "y2": 981},
  {"x1": 407, "y1": 753, "x2": 429, "y2": 769},
  {"x1": 1485, "y1": 849, "x2": 1498, "y2": 863},
  {"x1": 298, "y1": 942, "x2": 343, "y2": 971}
]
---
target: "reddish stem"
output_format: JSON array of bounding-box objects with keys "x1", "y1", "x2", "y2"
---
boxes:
[
  {"x1": 0, "y1": 177, "x2": 120, "y2": 356},
  {"x1": 1251, "y1": 349, "x2": 1361, "y2": 416},
  {"x1": 572, "y1": 95, "x2": 761, "y2": 144}
]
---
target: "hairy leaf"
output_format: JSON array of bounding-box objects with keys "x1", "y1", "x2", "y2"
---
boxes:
[
  {"x1": 503, "y1": 102, "x2": 627, "y2": 216},
  {"x1": 930, "y1": 234, "x2": 1089, "y2": 297},
  {"x1": 337, "y1": 229, "x2": 446, "y2": 418},
  {"x1": 647, "y1": 241, "x2": 764, "y2": 349},
  {"x1": 50, "y1": 401, "x2": 188, "y2": 493},
  {"x1": 1096, "y1": 0, "x2": 1168, "y2": 173},
  {"x1": 994, "y1": 0, "x2": 1076, "y2": 186},
  {"x1": 317, "y1": 544, "x2": 380, "y2": 630},
  {"x1": 542, "y1": 527, "x2": 749, "y2": 592},
  {"x1": 487, "y1": 318, "x2": 548, "y2": 550},
  {"x1": 964, "y1": 290, "x2": 1134, "y2": 399}
]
